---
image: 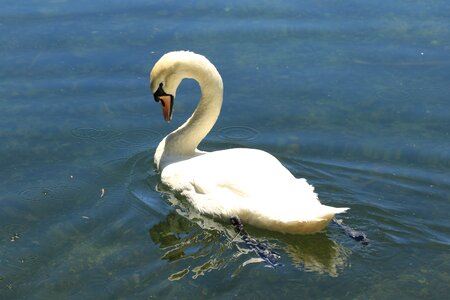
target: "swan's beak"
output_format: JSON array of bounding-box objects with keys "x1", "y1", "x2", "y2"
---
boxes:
[
  {"x1": 156, "y1": 95, "x2": 173, "y2": 122},
  {"x1": 153, "y1": 85, "x2": 174, "y2": 122}
]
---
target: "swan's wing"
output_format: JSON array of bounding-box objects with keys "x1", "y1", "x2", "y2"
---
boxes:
[
  {"x1": 162, "y1": 148, "x2": 292, "y2": 195},
  {"x1": 161, "y1": 149, "x2": 325, "y2": 215}
]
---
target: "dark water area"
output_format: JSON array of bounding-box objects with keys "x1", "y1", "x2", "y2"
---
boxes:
[{"x1": 1, "y1": 0, "x2": 449, "y2": 298}]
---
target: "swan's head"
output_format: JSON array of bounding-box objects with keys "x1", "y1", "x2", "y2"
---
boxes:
[
  {"x1": 150, "y1": 51, "x2": 222, "y2": 122},
  {"x1": 150, "y1": 51, "x2": 194, "y2": 122}
]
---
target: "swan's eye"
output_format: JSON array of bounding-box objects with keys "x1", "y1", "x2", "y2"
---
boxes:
[{"x1": 154, "y1": 81, "x2": 169, "y2": 103}]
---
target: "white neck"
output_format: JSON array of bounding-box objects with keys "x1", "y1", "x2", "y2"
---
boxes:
[{"x1": 155, "y1": 56, "x2": 223, "y2": 170}]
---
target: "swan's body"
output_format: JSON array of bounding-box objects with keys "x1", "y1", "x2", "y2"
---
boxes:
[{"x1": 150, "y1": 51, "x2": 348, "y2": 234}]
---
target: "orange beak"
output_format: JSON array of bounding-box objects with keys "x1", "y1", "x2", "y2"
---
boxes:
[{"x1": 157, "y1": 95, "x2": 173, "y2": 122}]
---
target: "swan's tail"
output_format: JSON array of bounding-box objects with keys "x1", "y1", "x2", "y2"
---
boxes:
[
  {"x1": 291, "y1": 206, "x2": 348, "y2": 233},
  {"x1": 317, "y1": 206, "x2": 349, "y2": 222},
  {"x1": 259, "y1": 206, "x2": 349, "y2": 234}
]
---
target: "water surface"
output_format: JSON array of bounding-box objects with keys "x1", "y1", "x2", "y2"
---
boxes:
[{"x1": 1, "y1": 0, "x2": 449, "y2": 298}]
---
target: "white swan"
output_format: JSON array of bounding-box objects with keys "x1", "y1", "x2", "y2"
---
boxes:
[{"x1": 150, "y1": 51, "x2": 348, "y2": 234}]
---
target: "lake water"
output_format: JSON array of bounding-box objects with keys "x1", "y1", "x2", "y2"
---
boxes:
[{"x1": 1, "y1": 0, "x2": 449, "y2": 298}]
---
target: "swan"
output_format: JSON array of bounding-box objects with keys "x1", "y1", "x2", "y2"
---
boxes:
[{"x1": 150, "y1": 51, "x2": 348, "y2": 234}]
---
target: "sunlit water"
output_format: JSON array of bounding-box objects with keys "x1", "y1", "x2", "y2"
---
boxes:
[{"x1": 1, "y1": 0, "x2": 449, "y2": 298}]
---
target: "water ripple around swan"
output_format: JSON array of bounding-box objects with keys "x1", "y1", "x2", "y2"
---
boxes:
[{"x1": 216, "y1": 126, "x2": 259, "y2": 141}]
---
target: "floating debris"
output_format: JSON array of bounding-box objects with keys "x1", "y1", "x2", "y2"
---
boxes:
[
  {"x1": 82, "y1": 216, "x2": 89, "y2": 219},
  {"x1": 9, "y1": 233, "x2": 20, "y2": 242},
  {"x1": 100, "y1": 188, "x2": 105, "y2": 198}
]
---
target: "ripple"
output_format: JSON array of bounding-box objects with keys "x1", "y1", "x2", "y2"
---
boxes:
[
  {"x1": 217, "y1": 126, "x2": 259, "y2": 141},
  {"x1": 97, "y1": 157, "x2": 129, "y2": 179},
  {"x1": 20, "y1": 187, "x2": 56, "y2": 202},
  {"x1": 71, "y1": 127, "x2": 118, "y2": 140},
  {"x1": 168, "y1": 267, "x2": 190, "y2": 281},
  {"x1": 20, "y1": 185, "x2": 83, "y2": 202},
  {"x1": 287, "y1": 157, "x2": 334, "y2": 180},
  {"x1": 126, "y1": 150, "x2": 167, "y2": 216},
  {"x1": 129, "y1": 178, "x2": 170, "y2": 218},
  {"x1": 107, "y1": 129, "x2": 161, "y2": 149},
  {"x1": 18, "y1": 184, "x2": 91, "y2": 216}
]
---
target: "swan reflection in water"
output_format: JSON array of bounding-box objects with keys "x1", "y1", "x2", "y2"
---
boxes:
[{"x1": 148, "y1": 193, "x2": 351, "y2": 280}]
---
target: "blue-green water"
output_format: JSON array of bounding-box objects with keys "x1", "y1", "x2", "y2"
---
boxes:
[{"x1": 1, "y1": 0, "x2": 449, "y2": 298}]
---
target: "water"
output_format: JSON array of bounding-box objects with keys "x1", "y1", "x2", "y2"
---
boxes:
[{"x1": 1, "y1": 0, "x2": 449, "y2": 298}]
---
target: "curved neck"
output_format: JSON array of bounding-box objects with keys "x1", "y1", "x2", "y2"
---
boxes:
[{"x1": 157, "y1": 59, "x2": 223, "y2": 169}]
